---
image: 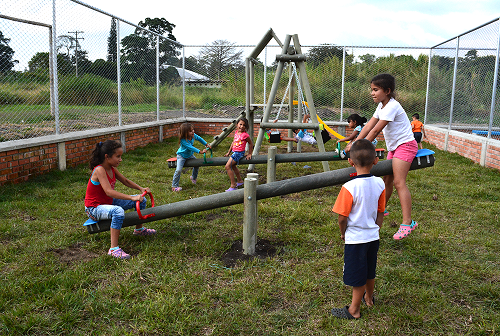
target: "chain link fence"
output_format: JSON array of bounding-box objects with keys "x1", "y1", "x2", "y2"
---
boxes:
[
  {"x1": 427, "y1": 18, "x2": 500, "y2": 138},
  {"x1": 1, "y1": 0, "x2": 499, "y2": 143}
]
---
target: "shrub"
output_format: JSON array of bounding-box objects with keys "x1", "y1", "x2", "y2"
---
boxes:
[{"x1": 58, "y1": 74, "x2": 117, "y2": 105}]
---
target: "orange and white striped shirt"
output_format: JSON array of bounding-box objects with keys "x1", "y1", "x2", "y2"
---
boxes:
[{"x1": 332, "y1": 174, "x2": 385, "y2": 244}]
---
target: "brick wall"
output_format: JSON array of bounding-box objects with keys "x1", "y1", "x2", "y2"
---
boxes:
[
  {"x1": 0, "y1": 121, "x2": 225, "y2": 186},
  {"x1": 424, "y1": 125, "x2": 500, "y2": 171},
  {"x1": 0, "y1": 120, "x2": 378, "y2": 186},
  {"x1": 0, "y1": 144, "x2": 58, "y2": 185}
]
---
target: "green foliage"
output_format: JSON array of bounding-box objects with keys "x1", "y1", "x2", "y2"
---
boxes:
[
  {"x1": 307, "y1": 44, "x2": 353, "y2": 68},
  {"x1": 120, "y1": 17, "x2": 180, "y2": 85},
  {"x1": 0, "y1": 30, "x2": 17, "y2": 73},
  {"x1": 58, "y1": 74, "x2": 117, "y2": 105}
]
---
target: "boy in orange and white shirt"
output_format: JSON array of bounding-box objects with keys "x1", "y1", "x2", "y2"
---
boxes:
[
  {"x1": 331, "y1": 139, "x2": 385, "y2": 320},
  {"x1": 411, "y1": 113, "x2": 426, "y2": 149}
]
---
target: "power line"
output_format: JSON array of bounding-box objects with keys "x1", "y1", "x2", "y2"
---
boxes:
[{"x1": 68, "y1": 30, "x2": 84, "y2": 76}]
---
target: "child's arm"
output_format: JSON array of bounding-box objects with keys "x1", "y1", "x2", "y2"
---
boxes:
[
  {"x1": 94, "y1": 167, "x2": 146, "y2": 202},
  {"x1": 245, "y1": 136, "x2": 254, "y2": 160},
  {"x1": 224, "y1": 142, "x2": 233, "y2": 157},
  {"x1": 181, "y1": 138, "x2": 202, "y2": 154},
  {"x1": 338, "y1": 214, "x2": 348, "y2": 241},
  {"x1": 365, "y1": 119, "x2": 388, "y2": 143},
  {"x1": 422, "y1": 124, "x2": 426, "y2": 138},
  {"x1": 337, "y1": 130, "x2": 359, "y2": 143},
  {"x1": 194, "y1": 134, "x2": 208, "y2": 147},
  {"x1": 375, "y1": 212, "x2": 384, "y2": 229}
]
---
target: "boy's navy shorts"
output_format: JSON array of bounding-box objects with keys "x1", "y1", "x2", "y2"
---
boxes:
[
  {"x1": 413, "y1": 132, "x2": 422, "y2": 143},
  {"x1": 343, "y1": 240, "x2": 379, "y2": 287}
]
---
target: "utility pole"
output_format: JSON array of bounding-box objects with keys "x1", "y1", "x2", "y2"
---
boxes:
[{"x1": 67, "y1": 30, "x2": 84, "y2": 76}]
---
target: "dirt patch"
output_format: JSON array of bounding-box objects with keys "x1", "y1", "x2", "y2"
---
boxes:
[
  {"x1": 50, "y1": 243, "x2": 99, "y2": 265},
  {"x1": 220, "y1": 239, "x2": 283, "y2": 268}
]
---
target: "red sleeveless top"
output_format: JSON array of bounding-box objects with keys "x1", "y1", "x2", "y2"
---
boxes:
[{"x1": 84, "y1": 166, "x2": 116, "y2": 207}]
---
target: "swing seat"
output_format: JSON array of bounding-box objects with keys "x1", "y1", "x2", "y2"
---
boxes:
[
  {"x1": 167, "y1": 157, "x2": 177, "y2": 168},
  {"x1": 314, "y1": 129, "x2": 330, "y2": 143},
  {"x1": 320, "y1": 129, "x2": 331, "y2": 143},
  {"x1": 269, "y1": 131, "x2": 281, "y2": 143},
  {"x1": 84, "y1": 218, "x2": 98, "y2": 226}
]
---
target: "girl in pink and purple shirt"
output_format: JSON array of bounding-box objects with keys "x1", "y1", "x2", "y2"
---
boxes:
[{"x1": 224, "y1": 118, "x2": 254, "y2": 192}]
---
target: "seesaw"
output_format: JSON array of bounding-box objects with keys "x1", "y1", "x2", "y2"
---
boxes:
[
  {"x1": 167, "y1": 146, "x2": 384, "y2": 168},
  {"x1": 85, "y1": 149, "x2": 435, "y2": 234},
  {"x1": 83, "y1": 190, "x2": 156, "y2": 230}
]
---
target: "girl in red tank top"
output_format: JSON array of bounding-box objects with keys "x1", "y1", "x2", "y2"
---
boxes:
[{"x1": 84, "y1": 140, "x2": 156, "y2": 259}]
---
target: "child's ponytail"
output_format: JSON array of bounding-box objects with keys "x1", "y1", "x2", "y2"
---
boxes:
[
  {"x1": 89, "y1": 140, "x2": 122, "y2": 170},
  {"x1": 347, "y1": 114, "x2": 368, "y2": 127}
]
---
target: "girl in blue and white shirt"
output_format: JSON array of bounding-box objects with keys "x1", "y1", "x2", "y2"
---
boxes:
[
  {"x1": 171, "y1": 123, "x2": 210, "y2": 191},
  {"x1": 338, "y1": 114, "x2": 377, "y2": 146}
]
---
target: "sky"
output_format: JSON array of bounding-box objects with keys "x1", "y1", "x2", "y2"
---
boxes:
[
  {"x1": 2, "y1": 0, "x2": 500, "y2": 69},
  {"x1": 79, "y1": 0, "x2": 500, "y2": 47}
]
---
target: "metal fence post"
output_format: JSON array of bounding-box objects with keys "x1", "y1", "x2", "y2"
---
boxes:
[
  {"x1": 487, "y1": 22, "x2": 500, "y2": 139},
  {"x1": 340, "y1": 46, "x2": 346, "y2": 122},
  {"x1": 424, "y1": 48, "x2": 433, "y2": 125},
  {"x1": 182, "y1": 46, "x2": 186, "y2": 119},
  {"x1": 156, "y1": 35, "x2": 160, "y2": 121},
  {"x1": 117, "y1": 19, "x2": 122, "y2": 127},
  {"x1": 267, "y1": 146, "x2": 277, "y2": 183},
  {"x1": 51, "y1": 0, "x2": 60, "y2": 135},
  {"x1": 449, "y1": 36, "x2": 460, "y2": 131},
  {"x1": 243, "y1": 177, "x2": 258, "y2": 255}
]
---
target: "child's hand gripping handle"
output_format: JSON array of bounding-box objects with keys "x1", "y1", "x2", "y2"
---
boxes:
[{"x1": 136, "y1": 190, "x2": 156, "y2": 220}]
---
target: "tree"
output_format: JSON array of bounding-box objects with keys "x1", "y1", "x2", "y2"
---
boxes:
[
  {"x1": 107, "y1": 18, "x2": 117, "y2": 63},
  {"x1": 56, "y1": 34, "x2": 90, "y2": 76},
  {"x1": 198, "y1": 40, "x2": 243, "y2": 80},
  {"x1": 88, "y1": 59, "x2": 117, "y2": 81},
  {"x1": 120, "y1": 17, "x2": 180, "y2": 84},
  {"x1": 0, "y1": 30, "x2": 17, "y2": 73},
  {"x1": 307, "y1": 44, "x2": 353, "y2": 67},
  {"x1": 359, "y1": 54, "x2": 376, "y2": 65},
  {"x1": 28, "y1": 52, "x2": 74, "y2": 75}
]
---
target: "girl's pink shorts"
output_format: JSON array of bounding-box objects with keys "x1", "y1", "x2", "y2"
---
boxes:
[{"x1": 387, "y1": 140, "x2": 418, "y2": 163}]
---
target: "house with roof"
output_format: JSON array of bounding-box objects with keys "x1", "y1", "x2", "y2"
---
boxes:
[{"x1": 163, "y1": 66, "x2": 223, "y2": 88}]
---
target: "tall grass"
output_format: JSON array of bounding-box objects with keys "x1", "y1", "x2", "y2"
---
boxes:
[{"x1": 0, "y1": 139, "x2": 499, "y2": 335}]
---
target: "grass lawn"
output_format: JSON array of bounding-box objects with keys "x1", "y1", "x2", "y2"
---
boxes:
[{"x1": 0, "y1": 137, "x2": 499, "y2": 335}]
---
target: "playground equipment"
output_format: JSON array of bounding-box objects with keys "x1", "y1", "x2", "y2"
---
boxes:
[
  {"x1": 166, "y1": 146, "x2": 384, "y2": 169},
  {"x1": 84, "y1": 149, "x2": 435, "y2": 235},
  {"x1": 207, "y1": 29, "x2": 334, "y2": 170},
  {"x1": 316, "y1": 115, "x2": 346, "y2": 141},
  {"x1": 250, "y1": 33, "x2": 330, "y2": 172},
  {"x1": 83, "y1": 190, "x2": 155, "y2": 228}
]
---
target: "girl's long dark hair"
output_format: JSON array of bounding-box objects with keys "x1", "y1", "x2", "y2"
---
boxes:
[
  {"x1": 179, "y1": 123, "x2": 193, "y2": 145},
  {"x1": 371, "y1": 73, "x2": 396, "y2": 99},
  {"x1": 238, "y1": 117, "x2": 249, "y2": 131},
  {"x1": 347, "y1": 113, "x2": 368, "y2": 127},
  {"x1": 89, "y1": 140, "x2": 122, "y2": 170}
]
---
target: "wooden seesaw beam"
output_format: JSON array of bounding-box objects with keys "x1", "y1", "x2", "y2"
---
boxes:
[
  {"x1": 85, "y1": 151, "x2": 435, "y2": 234},
  {"x1": 167, "y1": 149, "x2": 384, "y2": 168}
]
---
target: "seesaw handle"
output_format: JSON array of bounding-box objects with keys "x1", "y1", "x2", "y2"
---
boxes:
[{"x1": 136, "y1": 191, "x2": 155, "y2": 220}]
